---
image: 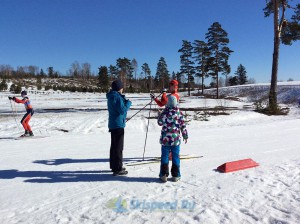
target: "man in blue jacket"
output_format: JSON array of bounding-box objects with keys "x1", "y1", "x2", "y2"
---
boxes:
[{"x1": 107, "y1": 79, "x2": 132, "y2": 176}]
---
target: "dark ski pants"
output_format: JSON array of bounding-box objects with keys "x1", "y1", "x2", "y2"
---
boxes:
[
  {"x1": 159, "y1": 145, "x2": 181, "y2": 177},
  {"x1": 109, "y1": 128, "x2": 124, "y2": 172}
]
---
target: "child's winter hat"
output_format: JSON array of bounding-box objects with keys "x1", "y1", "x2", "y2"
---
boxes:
[
  {"x1": 169, "y1": 79, "x2": 178, "y2": 87},
  {"x1": 111, "y1": 79, "x2": 123, "y2": 91},
  {"x1": 167, "y1": 95, "x2": 178, "y2": 108},
  {"x1": 21, "y1": 90, "x2": 27, "y2": 96}
]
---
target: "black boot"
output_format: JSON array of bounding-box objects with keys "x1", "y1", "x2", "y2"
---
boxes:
[
  {"x1": 113, "y1": 170, "x2": 128, "y2": 176},
  {"x1": 29, "y1": 131, "x2": 34, "y2": 136},
  {"x1": 20, "y1": 130, "x2": 29, "y2": 137}
]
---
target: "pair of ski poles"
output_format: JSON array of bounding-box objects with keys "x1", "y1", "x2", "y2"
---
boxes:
[
  {"x1": 126, "y1": 92, "x2": 163, "y2": 160},
  {"x1": 9, "y1": 98, "x2": 22, "y2": 133}
]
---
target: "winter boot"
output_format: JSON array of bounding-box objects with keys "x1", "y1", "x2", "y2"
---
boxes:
[
  {"x1": 20, "y1": 130, "x2": 29, "y2": 137},
  {"x1": 111, "y1": 166, "x2": 126, "y2": 172},
  {"x1": 159, "y1": 174, "x2": 168, "y2": 183},
  {"x1": 171, "y1": 176, "x2": 181, "y2": 182},
  {"x1": 29, "y1": 131, "x2": 34, "y2": 136},
  {"x1": 113, "y1": 170, "x2": 128, "y2": 176}
]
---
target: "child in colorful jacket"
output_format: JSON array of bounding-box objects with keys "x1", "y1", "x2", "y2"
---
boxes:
[
  {"x1": 8, "y1": 90, "x2": 34, "y2": 137},
  {"x1": 157, "y1": 95, "x2": 188, "y2": 182}
]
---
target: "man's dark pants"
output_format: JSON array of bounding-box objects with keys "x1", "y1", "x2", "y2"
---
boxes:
[{"x1": 109, "y1": 128, "x2": 124, "y2": 172}]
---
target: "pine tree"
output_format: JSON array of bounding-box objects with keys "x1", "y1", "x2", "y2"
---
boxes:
[
  {"x1": 264, "y1": 1, "x2": 300, "y2": 113},
  {"x1": 193, "y1": 40, "x2": 211, "y2": 94},
  {"x1": 98, "y1": 66, "x2": 109, "y2": 92},
  {"x1": 205, "y1": 22, "x2": 233, "y2": 98},
  {"x1": 47, "y1": 67, "x2": 54, "y2": 78},
  {"x1": 39, "y1": 69, "x2": 45, "y2": 77},
  {"x1": 0, "y1": 79, "x2": 8, "y2": 91},
  {"x1": 141, "y1": 63, "x2": 151, "y2": 90},
  {"x1": 235, "y1": 64, "x2": 248, "y2": 85},
  {"x1": 108, "y1": 65, "x2": 118, "y2": 80},
  {"x1": 228, "y1": 76, "x2": 239, "y2": 86},
  {"x1": 131, "y1": 58, "x2": 138, "y2": 81},
  {"x1": 155, "y1": 57, "x2": 169, "y2": 90},
  {"x1": 116, "y1": 57, "x2": 133, "y2": 90},
  {"x1": 178, "y1": 40, "x2": 195, "y2": 96}
]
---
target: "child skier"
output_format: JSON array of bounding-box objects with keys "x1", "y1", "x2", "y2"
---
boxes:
[
  {"x1": 157, "y1": 95, "x2": 188, "y2": 182},
  {"x1": 151, "y1": 79, "x2": 180, "y2": 161},
  {"x1": 151, "y1": 79, "x2": 180, "y2": 107},
  {"x1": 8, "y1": 90, "x2": 34, "y2": 137}
]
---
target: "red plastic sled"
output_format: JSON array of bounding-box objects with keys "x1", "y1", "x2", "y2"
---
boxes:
[{"x1": 217, "y1": 158, "x2": 259, "y2": 173}]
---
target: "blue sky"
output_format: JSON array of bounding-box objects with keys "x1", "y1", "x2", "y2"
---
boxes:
[{"x1": 0, "y1": 0, "x2": 299, "y2": 83}]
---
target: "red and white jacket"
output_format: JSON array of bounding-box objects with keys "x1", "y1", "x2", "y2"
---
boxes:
[
  {"x1": 154, "y1": 91, "x2": 180, "y2": 107},
  {"x1": 14, "y1": 96, "x2": 33, "y2": 111}
]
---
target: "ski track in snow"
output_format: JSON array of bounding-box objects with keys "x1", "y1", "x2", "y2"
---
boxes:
[{"x1": 0, "y1": 92, "x2": 300, "y2": 224}]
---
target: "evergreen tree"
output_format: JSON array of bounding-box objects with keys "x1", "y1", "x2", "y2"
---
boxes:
[
  {"x1": 264, "y1": 0, "x2": 300, "y2": 113},
  {"x1": 193, "y1": 40, "x2": 211, "y2": 94},
  {"x1": 39, "y1": 69, "x2": 46, "y2": 77},
  {"x1": 0, "y1": 79, "x2": 8, "y2": 91},
  {"x1": 235, "y1": 64, "x2": 248, "y2": 85},
  {"x1": 108, "y1": 65, "x2": 118, "y2": 80},
  {"x1": 228, "y1": 76, "x2": 239, "y2": 86},
  {"x1": 141, "y1": 63, "x2": 151, "y2": 90},
  {"x1": 47, "y1": 67, "x2": 54, "y2": 78},
  {"x1": 205, "y1": 22, "x2": 233, "y2": 98},
  {"x1": 36, "y1": 76, "x2": 42, "y2": 90},
  {"x1": 155, "y1": 57, "x2": 169, "y2": 90},
  {"x1": 178, "y1": 40, "x2": 195, "y2": 96},
  {"x1": 116, "y1": 57, "x2": 133, "y2": 89},
  {"x1": 98, "y1": 66, "x2": 109, "y2": 92},
  {"x1": 131, "y1": 58, "x2": 138, "y2": 81}
]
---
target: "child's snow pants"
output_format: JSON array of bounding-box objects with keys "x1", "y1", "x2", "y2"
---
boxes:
[{"x1": 159, "y1": 145, "x2": 181, "y2": 177}]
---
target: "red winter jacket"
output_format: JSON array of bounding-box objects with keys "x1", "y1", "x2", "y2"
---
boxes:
[
  {"x1": 154, "y1": 91, "x2": 180, "y2": 107},
  {"x1": 14, "y1": 97, "x2": 33, "y2": 111}
]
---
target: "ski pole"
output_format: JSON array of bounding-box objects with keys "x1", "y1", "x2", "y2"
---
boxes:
[
  {"x1": 126, "y1": 92, "x2": 162, "y2": 122},
  {"x1": 9, "y1": 99, "x2": 22, "y2": 133},
  {"x1": 142, "y1": 98, "x2": 153, "y2": 161}
]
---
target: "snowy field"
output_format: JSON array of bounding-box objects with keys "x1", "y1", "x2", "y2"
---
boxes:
[{"x1": 0, "y1": 90, "x2": 299, "y2": 224}]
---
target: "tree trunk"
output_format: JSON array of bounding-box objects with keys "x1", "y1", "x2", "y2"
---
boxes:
[
  {"x1": 202, "y1": 75, "x2": 204, "y2": 95},
  {"x1": 269, "y1": 0, "x2": 280, "y2": 112},
  {"x1": 188, "y1": 74, "x2": 191, "y2": 96}
]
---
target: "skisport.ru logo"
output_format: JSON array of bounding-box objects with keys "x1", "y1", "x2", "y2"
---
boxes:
[
  {"x1": 106, "y1": 197, "x2": 128, "y2": 213},
  {"x1": 106, "y1": 196, "x2": 195, "y2": 213}
]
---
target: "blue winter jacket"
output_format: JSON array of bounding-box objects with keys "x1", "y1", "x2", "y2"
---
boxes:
[{"x1": 106, "y1": 90, "x2": 132, "y2": 129}]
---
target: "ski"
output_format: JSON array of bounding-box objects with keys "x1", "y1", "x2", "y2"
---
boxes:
[
  {"x1": 0, "y1": 136, "x2": 48, "y2": 140},
  {"x1": 125, "y1": 155, "x2": 203, "y2": 166}
]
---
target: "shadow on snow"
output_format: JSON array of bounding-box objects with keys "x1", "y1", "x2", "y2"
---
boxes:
[
  {"x1": 0, "y1": 169, "x2": 159, "y2": 183},
  {"x1": 33, "y1": 157, "x2": 157, "y2": 166}
]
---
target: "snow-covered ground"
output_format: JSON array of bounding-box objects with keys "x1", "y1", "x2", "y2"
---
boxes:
[{"x1": 0, "y1": 90, "x2": 299, "y2": 224}]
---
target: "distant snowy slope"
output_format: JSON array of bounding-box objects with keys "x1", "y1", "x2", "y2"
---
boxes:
[{"x1": 203, "y1": 81, "x2": 300, "y2": 104}]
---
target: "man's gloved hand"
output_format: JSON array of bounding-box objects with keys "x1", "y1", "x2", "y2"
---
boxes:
[
  {"x1": 8, "y1": 96, "x2": 12, "y2": 100},
  {"x1": 150, "y1": 93, "x2": 156, "y2": 100}
]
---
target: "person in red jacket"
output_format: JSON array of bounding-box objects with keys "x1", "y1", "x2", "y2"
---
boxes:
[
  {"x1": 8, "y1": 90, "x2": 34, "y2": 137},
  {"x1": 151, "y1": 79, "x2": 180, "y2": 107}
]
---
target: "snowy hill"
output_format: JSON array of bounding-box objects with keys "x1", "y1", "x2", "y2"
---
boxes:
[
  {"x1": 203, "y1": 81, "x2": 300, "y2": 104},
  {"x1": 0, "y1": 90, "x2": 299, "y2": 223}
]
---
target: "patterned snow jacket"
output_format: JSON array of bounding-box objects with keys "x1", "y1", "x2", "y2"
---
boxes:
[{"x1": 157, "y1": 106, "x2": 188, "y2": 146}]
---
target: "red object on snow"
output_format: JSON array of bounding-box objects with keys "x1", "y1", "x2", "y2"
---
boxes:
[{"x1": 217, "y1": 158, "x2": 259, "y2": 173}]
